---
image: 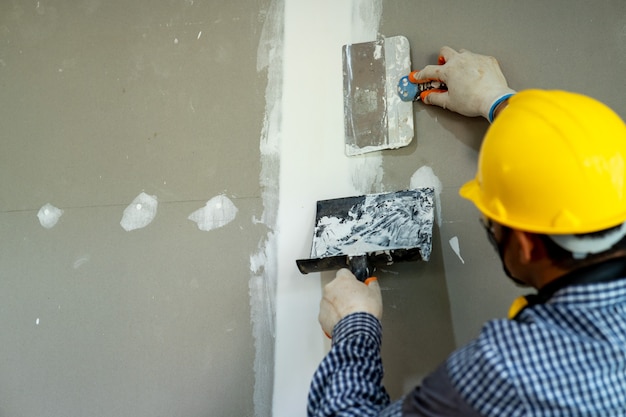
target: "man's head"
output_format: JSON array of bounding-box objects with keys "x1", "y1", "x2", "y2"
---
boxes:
[{"x1": 462, "y1": 90, "x2": 626, "y2": 286}]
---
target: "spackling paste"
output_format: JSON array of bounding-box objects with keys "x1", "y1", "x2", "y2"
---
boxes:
[
  {"x1": 188, "y1": 194, "x2": 238, "y2": 231},
  {"x1": 310, "y1": 190, "x2": 434, "y2": 261},
  {"x1": 37, "y1": 203, "x2": 64, "y2": 229},
  {"x1": 449, "y1": 236, "x2": 465, "y2": 264},
  {"x1": 272, "y1": 1, "x2": 384, "y2": 415},
  {"x1": 120, "y1": 192, "x2": 158, "y2": 231},
  {"x1": 410, "y1": 166, "x2": 443, "y2": 227}
]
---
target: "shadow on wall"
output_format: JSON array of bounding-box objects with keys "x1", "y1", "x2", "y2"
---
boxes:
[
  {"x1": 420, "y1": 106, "x2": 487, "y2": 152},
  {"x1": 379, "y1": 225, "x2": 456, "y2": 398}
]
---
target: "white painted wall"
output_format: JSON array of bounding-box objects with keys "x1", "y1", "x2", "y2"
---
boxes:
[{"x1": 273, "y1": 1, "x2": 386, "y2": 414}]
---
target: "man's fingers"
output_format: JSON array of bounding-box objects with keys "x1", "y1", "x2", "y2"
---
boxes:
[
  {"x1": 438, "y1": 45, "x2": 458, "y2": 62},
  {"x1": 335, "y1": 268, "x2": 356, "y2": 281},
  {"x1": 416, "y1": 64, "x2": 444, "y2": 82},
  {"x1": 423, "y1": 91, "x2": 450, "y2": 109}
]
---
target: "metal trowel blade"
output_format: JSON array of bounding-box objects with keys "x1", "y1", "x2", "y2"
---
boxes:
[
  {"x1": 342, "y1": 36, "x2": 414, "y2": 156},
  {"x1": 296, "y1": 188, "x2": 434, "y2": 280}
]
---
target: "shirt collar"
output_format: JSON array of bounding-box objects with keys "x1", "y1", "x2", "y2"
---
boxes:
[{"x1": 509, "y1": 258, "x2": 626, "y2": 319}]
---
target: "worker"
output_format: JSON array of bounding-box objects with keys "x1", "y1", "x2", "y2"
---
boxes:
[{"x1": 307, "y1": 46, "x2": 626, "y2": 416}]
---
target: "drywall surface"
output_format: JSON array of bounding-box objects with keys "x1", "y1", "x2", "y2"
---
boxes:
[
  {"x1": 2, "y1": 0, "x2": 626, "y2": 416},
  {"x1": 0, "y1": 1, "x2": 270, "y2": 416},
  {"x1": 272, "y1": 0, "x2": 626, "y2": 415}
]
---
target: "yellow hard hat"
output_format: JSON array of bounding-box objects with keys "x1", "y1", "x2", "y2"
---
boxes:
[{"x1": 460, "y1": 89, "x2": 626, "y2": 234}]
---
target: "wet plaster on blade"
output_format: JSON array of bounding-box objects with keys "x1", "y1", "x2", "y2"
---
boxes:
[
  {"x1": 272, "y1": 1, "x2": 384, "y2": 415},
  {"x1": 311, "y1": 190, "x2": 434, "y2": 261}
]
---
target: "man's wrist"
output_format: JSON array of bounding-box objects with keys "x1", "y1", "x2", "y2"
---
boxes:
[
  {"x1": 488, "y1": 93, "x2": 515, "y2": 123},
  {"x1": 332, "y1": 312, "x2": 382, "y2": 346}
]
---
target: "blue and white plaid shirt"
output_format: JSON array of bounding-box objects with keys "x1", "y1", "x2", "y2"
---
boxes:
[
  {"x1": 308, "y1": 264, "x2": 626, "y2": 416},
  {"x1": 449, "y1": 276, "x2": 626, "y2": 416},
  {"x1": 308, "y1": 312, "x2": 401, "y2": 417}
]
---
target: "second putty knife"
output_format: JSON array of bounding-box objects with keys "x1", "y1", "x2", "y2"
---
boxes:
[
  {"x1": 342, "y1": 36, "x2": 414, "y2": 156},
  {"x1": 296, "y1": 188, "x2": 434, "y2": 281}
]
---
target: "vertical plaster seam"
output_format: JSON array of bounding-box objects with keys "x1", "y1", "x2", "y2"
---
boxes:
[{"x1": 250, "y1": 0, "x2": 285, "y2": 415}]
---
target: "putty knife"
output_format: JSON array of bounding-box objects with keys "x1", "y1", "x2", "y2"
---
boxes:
[
  {"x1": 397, "y1": 56, "x2": 449, "y2": 102},
  {"x1": 342, "y1": 36, "x2": 414, "y2": 156},
  {"x1": 296, "y1": 188, "x2": 434, "y2": 281}
]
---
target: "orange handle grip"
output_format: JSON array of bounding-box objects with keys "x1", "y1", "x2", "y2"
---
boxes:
[
  {"x1": 364, "y1": 276, "x2": 378, "y2": 286},
  {"x1": 408, "y1": 54, "x2": 446, "y2": 84}
]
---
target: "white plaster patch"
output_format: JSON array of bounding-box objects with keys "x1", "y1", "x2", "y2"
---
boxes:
[
  {"x1": 410, "y1": 166, "x2": 443, "y2": 227},
  {"x1": 249, "y1": 247, "x2": 267, "y2": 275},
  {"x1": 120, "y1": 192, "x2": 158, "y2": 231},
  {"x1": 449, "y1": 236, "x2": 465, "y2": 264},
  {"x1": 188, "y1": 194, "x2": 238, "y2": 231},
  {"x1": 37, "y1": 203, "x2": 64, "y2": 229}
]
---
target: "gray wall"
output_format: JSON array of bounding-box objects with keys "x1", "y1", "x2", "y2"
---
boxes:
[
  {"x1": 1, "y1": 1, "x2": 269, "y2": 416},
  {"x1": 1, "y1": 1, "x2": 625, "y2": 416}
]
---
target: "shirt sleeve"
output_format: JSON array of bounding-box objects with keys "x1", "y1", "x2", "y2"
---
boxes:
[
  {"x1": 307, "y1": 312, "x2": 401, "y2": 417},
  {"x1": 401, "y1": 362, "x2": 484, "y2": 417},
  {"x1": 307, "y1": 312, "x2": 487, "y2": 417}
]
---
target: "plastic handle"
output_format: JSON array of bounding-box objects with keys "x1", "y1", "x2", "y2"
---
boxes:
[
  {"x1": 348, "y1": 254, "x2": 371, "y2": 282},
  {"x1": 398, "y1": 53, "x2": 448, "y2": 103}
]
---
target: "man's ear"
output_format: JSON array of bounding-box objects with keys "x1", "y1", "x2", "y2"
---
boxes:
[{"x1": 512, "y1": 230, "x2": 545, "y2": 264}]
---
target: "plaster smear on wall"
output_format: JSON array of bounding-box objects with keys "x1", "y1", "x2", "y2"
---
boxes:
[
  {"x1": 410, "y1": 166, "x2": 443, "y2": 227},
  {"x1": 120, "y1": 192, "x2": 158, "y2": 231},
  {"x1": 188, "y1": 194, "x2": 238, "y2": 231},
  {"x1": 73, "y1": 255, "x2": 91, "y2": 270},
  {"x1": 37, "y1": 203, "x2": 64, "y2": 229},
  {"x1": 350, "y1": 153, "x2": 384, "y2": 193},
  {"x1": 250, "y1": 0, "x2": 284, "y2": 415},
  {"x1": 449, "y1": 236, "x2": 465, "y2": 264}
]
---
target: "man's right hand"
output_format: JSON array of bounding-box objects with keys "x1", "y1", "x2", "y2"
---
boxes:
[
  {"x1": 318, "y1": 269, "x2": 382, "y2": 338},
  {"x1": 415, "y1": 46, "x2": 515, "y2": 121}
]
